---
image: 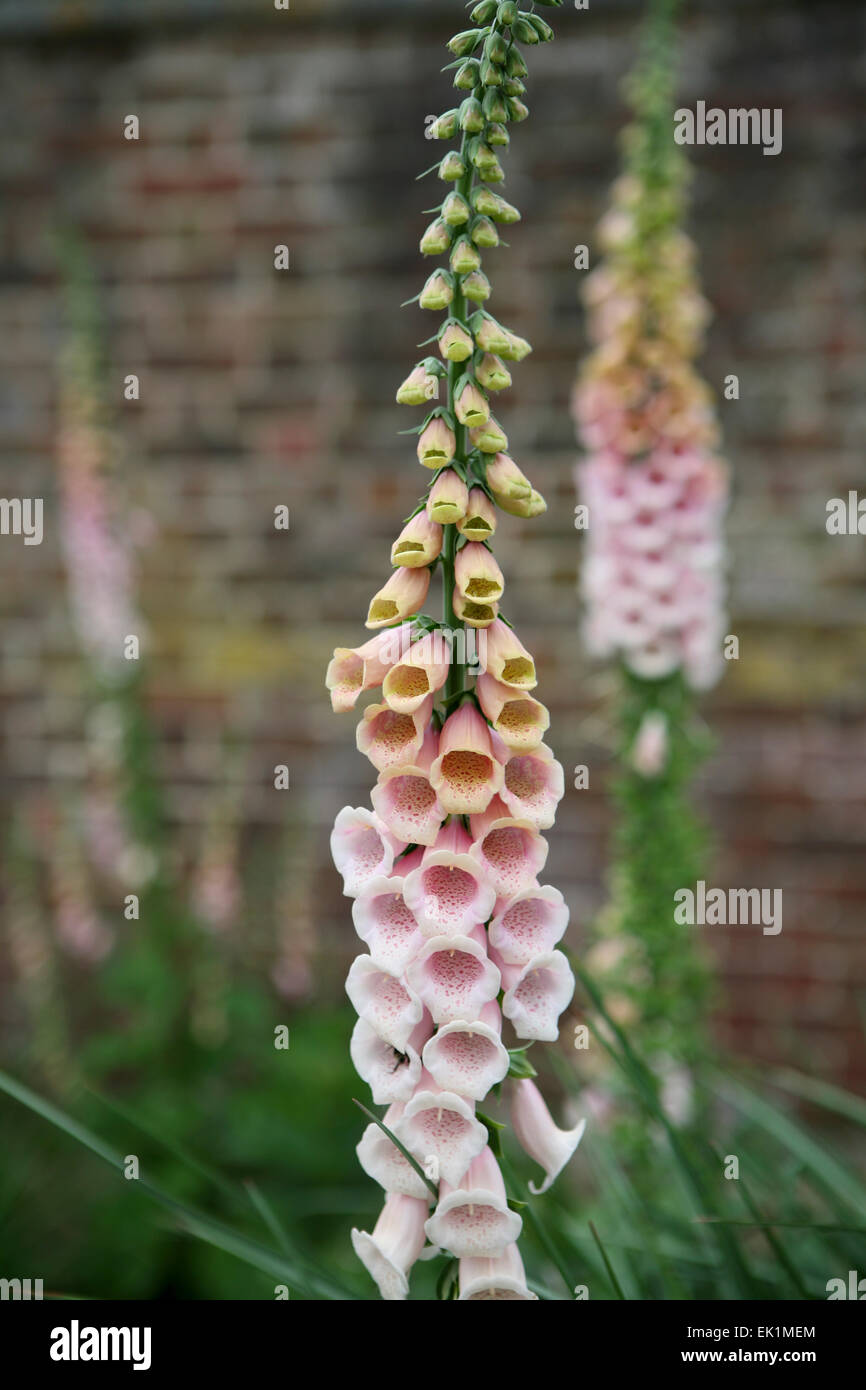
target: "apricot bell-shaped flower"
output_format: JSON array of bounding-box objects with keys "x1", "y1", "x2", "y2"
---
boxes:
[
  {"x1": 351, "y1": 1193, "x2": 429, "y2": 1301},
  {"x1": 510, "y1": 1078, "x2": 587, "y2": 1195},
  {"x1": 366, "y1": 566, "x2": 431, "y2": 629},
  {"x1": 325, "y1": 624, "x2": 411, "y2": 713},
  {"x1": 390, "y1": 512, "x2": 443, "y2": 568},
  {"x1": 455, "y1": 541, "x2": 505, "y2": 603},
  {"x1": 429, "y1": 701, "x2": 504, "y2": 815}
]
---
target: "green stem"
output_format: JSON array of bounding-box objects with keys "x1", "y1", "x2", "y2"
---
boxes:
[{"x1": 441, "y1": 131, "x2": 474, "y2": 706}]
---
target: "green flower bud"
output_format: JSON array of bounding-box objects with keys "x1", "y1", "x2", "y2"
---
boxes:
[
  {"x1": 507, "y1": 97, "x2": 530, "y2": 123},
  {"x1": 472, "y1": 312, "x2": 512, "y2": 355},
  {"x1": 482, "y1": 88, "x2": 509, "y2": 123},
  {"x1": 528, "y1": 14, "x2": 554, "y2": 41},
  {"x1": 511, "y1": 17, "x2": 539, "y2": 44},
  {"x1": 498, "y1": 1, "x2": 518, "y2": 24},
  {"x1": 471, "y1": 142, "x2": 502, "y2": 178},
  {"x1": 439, "y1": 151, "x2": 467, "y2": 181},
  {"x1": 459, "y1": 96, "x2": 485, "y2": 134},
  {"x1": 454, "y1": 59, "x2": 480, "y2": 91},
  {"x1": 487, "y1": 123, "x2": 510, "y2": 147},
  {"x1": 502, "y1": 75, "x2": 525, "y2": 96},
  {"x1": 419, "y1": 270, "x2": 454, "y2": 311},
  {"x1": 438, "y1": 321, "x2": 475, "y2": 362},
  {"x1": 470, "y1": 216, "x2": 500, "y2": 248},
  {"x1": 469, "y1": 416, "x2": 509, "y2": 454},
  {"x1": 470, "y1": 0, "x2": 498, "y2": 21},
  {"x1": 450, "y1": 237, "x2": 482, "y2": 275},
  {"x1": 499, "y1": 329, "x2": 532, "y2": 361},
  {"x1": 475, "y1": 353, "x2": 512, "y2": 392},
  {"x1": 455, "y1": 379, "x2": 491, "y2": 429},
  {"x1": 484, "y1": 31, "x2": 509, "y2": 66},
  {"x1": 420, "y1": 218, "x2": 451, "y2": 255},
  {"x1": 472, "y1": 187, "x2": 521, "y2": 223},
  {"x1": 396, "y1": 360, "x2": 443, "y2": 405},
  {"x1": 506, "y1": 49, "x2": 528, "y2": 78},
  {"x1": 442, "y1": 190, "x2": 471, "y2": 226},
  {"x1": 480, "y1": 58, "x2": 504, "y2": 87},
  {"x1": 461, "y1": 270, "x2": 492, "y2": 304},
  {"x1": 448, "y1": 28, "x2": 483, "y2": 58},
  {"x1": 428, "y1": 109, "x2": 459, "y2": 139}
]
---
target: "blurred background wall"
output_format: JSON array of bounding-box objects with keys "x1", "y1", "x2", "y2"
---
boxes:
[{"x1": 0, "y1": 0, "x2": 864, "y2": 1087}]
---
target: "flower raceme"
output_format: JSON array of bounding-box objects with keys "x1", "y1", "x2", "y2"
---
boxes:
[
  {"x1": 572, "y1": 173, "x2": 729, "y2": 694},
  {"x1": 327, "y1": 1, "x2": 584, "y2": 1302}
]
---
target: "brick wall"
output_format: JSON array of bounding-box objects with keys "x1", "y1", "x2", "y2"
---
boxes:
[{"x1": 0, "y1": 0, "x2": 864, "y2": 1087}]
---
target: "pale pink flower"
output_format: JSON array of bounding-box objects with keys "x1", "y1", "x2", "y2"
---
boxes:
[
  {"x1": 350, "y1": 1016, "x2": 429, "y2": 1105},
  {"x1": 510, "y1": 1078, "x2": 587, "y2": 1194},
  {"x1": 345, "y1": 955, "x2": 424, "y2": 1049},
  {"x1": 429, "y1": 702, "x2": 504, "y2": 815},
  {"x1": 459, "y1": 1244, "x2": 537, "y2": 1300},
  {"x1": 351, "y1": 862, "x2": 426, "y2": 972},
  {"x1": 421, "y1": 1001, "x2": 510, "y2": 1100},
  {"x1": 489, "y1": 885, "x2": 569, "y2": 965},
  {"x1": 469, "y1": 795, "x2": 548, "y2": 898},
  {"x1": 330, "y1": 807, "x2": 400, "y2": 897},
  {"x1": 402, "y1": 820, "x2": 497, "y2": 936},
  {"x1": 356, "y1": 1103, "x2": 434, "y2": 1201},
  {"x1": 351, "y1": 1193, "x2": 429, "y2": 1300},
  {"x1": 399, "y1": 1079, "x2": 488, "y2": 1185},
  {"x1": 425, "y1": 1147, "x2": 522, "y2": 1259},
  {"x1": 356, "y1": 695, "x2": 433, "y2": 772},
  {"x1": 326, "y1": 624, "x2": 412, "y2": 713},
  {"x1": 631, "y1": 710, "x2": 669, "y2": 777},
  {"x1": 370, "y1": 730, "x2": 443, "y2": 846},
  {"x1": 500, "y1": 950, "x2": 575, "y2": 1041},
  {"x1": 406, "y1": 930, "x2": 501, "y2": 1024},
  {"x1": 498, "y1": 744, "x2": 564, "y2": 829}
]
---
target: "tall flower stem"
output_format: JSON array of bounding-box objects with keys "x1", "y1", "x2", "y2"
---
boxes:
[{"x1": 328, "y1": 0, "x2": 580, "y2": 1303}]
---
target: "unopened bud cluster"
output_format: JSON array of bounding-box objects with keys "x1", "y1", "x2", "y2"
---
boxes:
[{"x1": 326, "y1": 1, "x2": 584, "y2": 1303}]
